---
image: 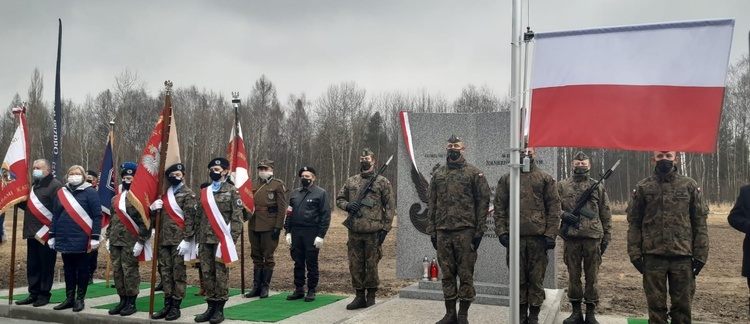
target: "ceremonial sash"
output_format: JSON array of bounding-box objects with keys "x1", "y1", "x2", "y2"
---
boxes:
[
  {"x1": 201, "y1": 187, "x2": 238, "y2": 264},
  {"x1": 57, "y1": 187, "x2": 92, "y2": 249},
  {"x1": 116, "y1": 192, "x2": 153, "y2": 262},
  {"x1": 164, "y1": 187, "x2": 185, "y2": 229},
  {"x1": 28, "y1": 189, "x2": 53, "y2": 243}
]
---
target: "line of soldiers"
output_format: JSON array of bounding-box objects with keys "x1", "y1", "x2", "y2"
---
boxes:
[{"x1": 427, "y1": 135, "x2": 709, "y2": 324}]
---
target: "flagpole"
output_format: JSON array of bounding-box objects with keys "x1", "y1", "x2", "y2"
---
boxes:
[
  {"x1": 52, "y1": 19, "x2": 62, "y2": 178},
  {"x1": 8, "y1": 205, "x2": 19, "y2": 304},
  {"x1": 509, "y1": 0, "x2": 522, "y2": 323},
  {"x1": 149, "y1": 81, "x2": 173, "y2": 316},
  {"x1": 231, "y1": 92, "x2": 246, "y2": 295},
  {"x1": 105, "y1": 121, "x2": 114, "y2": 288}
]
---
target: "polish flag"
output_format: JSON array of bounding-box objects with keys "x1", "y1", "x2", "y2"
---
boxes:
[
  {"x1": 227, "y1": 121, "x2": 254, "y2": 212},
  {"x1": 527, "y1": 19, "x2": 735, "y2": 153}
]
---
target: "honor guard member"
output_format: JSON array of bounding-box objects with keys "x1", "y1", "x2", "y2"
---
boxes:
[
  {"x1": 336, "y1": 148, "x2": 395, "y2": 310},
  {"x1": 86, "y1": 170, "x2": 98, "y2": 187},
  {"x1": 185, "y1": 157, "x2": 244, "y2": 324},
  {"x1": 558, "y1": 151, "x2": 612, "y2": 324},
  {"x1": 627, "y1": 151, "x2": 709, "y2": 324},
  {"x1": 495, "y1": 147, "x2": 561, "y2": 324},
  {"x1": 427, "y1": 135, "x2": 491, "y2": 324},
  {"x1": 106, "y1": 162, "x2": 150, "y2": 316},
  {"x1": 284, "y1": 166, "x2": 331, "y2": 302},
  {"x1": 149, "y1": 163, "x2": 197, "y2": 320},
  {"x1": 16, "y1": 159, "x2": 63, "y2": 307},
  {"x1": 245, "y1": 159, "x2": 288, "y2": 298}
]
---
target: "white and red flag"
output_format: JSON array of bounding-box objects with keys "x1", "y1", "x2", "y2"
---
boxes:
[
  {"x1": 0, "y1": 107, "x2": 30, "y2": 212},
  {"x1": 227, "y1": 121, "x2": 254, "y2": 212},
  {"x1": 527, "y1": 19, "x2": 735, "y2": 153}
]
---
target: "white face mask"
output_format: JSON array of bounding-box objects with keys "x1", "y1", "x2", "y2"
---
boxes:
[
  {"x1": 68, "y1": 175, "x2": 83, "y2": 185},
  {"x1": 259, "y1": 171, "x2": 273, "y2": 181}
]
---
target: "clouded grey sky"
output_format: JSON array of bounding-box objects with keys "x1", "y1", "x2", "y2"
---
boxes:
[{"x1": 1, "y1": 0, "x2": 748, "y2": 107}]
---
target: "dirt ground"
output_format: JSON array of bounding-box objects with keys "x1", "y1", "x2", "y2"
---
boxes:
[{"x1": 1, "y1": 208, "x2": 747, "y2": 323}]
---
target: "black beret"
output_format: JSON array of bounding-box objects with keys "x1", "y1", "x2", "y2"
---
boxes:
[
  {"x1": 165, "y1": 163, "x2": 185, "y2": 177},
  {"x1": 208, "y1": 158, "x2": 229, "y2": 169},
  {"x1": 298, "y1": 166, "x2": 316, "y2": 177},
  {"x1": 86, "y1": 170, "x2": 98, "y2": 178},
  {"x1": 120, "y1": 162, "x2": 137, "y2": 177}
]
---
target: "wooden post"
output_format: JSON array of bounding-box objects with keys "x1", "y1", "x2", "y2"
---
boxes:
[{"x1": 8, "y1": 206, "x2": 19, "y2": 304}]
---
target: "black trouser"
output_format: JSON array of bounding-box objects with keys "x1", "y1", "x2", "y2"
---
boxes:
[
  {"x1": 88, "y1": 250, "x2": 99, "y2": 280},
  {"x1": 27, "y1": 239, "x2": 58, "y2": 299},
  {"x1": 62, "y1": 253, "x2": 89, "y2": 299},
  {"x1": 290, "y1": 227, "x2": 319, "y2": 289}
]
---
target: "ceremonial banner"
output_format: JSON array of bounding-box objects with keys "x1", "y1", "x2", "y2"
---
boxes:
[
  {"x1": 228, "y1": 121, "x2": 254, "y2": 212},
  {"x1": 0, "y1": 107, "x2": 30, "y2": 211},
  {"x1": 98, "y1": 132, "x2": 117, "y2": 229}
]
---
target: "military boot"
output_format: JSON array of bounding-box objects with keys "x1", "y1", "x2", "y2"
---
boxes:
[
  {"x1": 108, "y1": 295, "x2": 126, "y2": 315},
  {"x1": 120, "y1": 296, "x2": 138, "y2": 316},
  {"x1": 528, "y1": 305, "x2": 541, "y2": 324},
  {"x1": 365, "y1": 288, "x2": 377, "y2": 307},
  {"x1": 304, "y1": 288, "x2": 316, "y2": 302},
  {"x1": 209, "y1": 300, "x2": 225, "y2": 324},
  {"x1": 520, "y1": 303, "x2": 528, "y2": 324},
  {"x1": 260, "y1": 269, "x2": 273, "y2": 298},
  {"x1": 457, "y1": 300, "x2": 471, "y2": 324},
  {"x1": 155, "y1": 282, "x2": 163, "y2": 291},
  {"x1": 151, "y1": 296, "x2": 172, "y2": 319},
  {"x1": 287, "y1": 286, "x2": 305, "y2": 300},
  {"x1": 436, "y1": 299, "x2": 457, "y2": 324},
  {"x1": 563, "y1": 301, "x2": 584, "y2": 324},
  {"x1": 584, "y1": 303, "x2": 600, "y2": 324},
  {"x1": 346, "y1": 289, "x2": 367, "y2": 310},
  {"x1": 195, "y1": 275, "x2": 206, "y2": 296},
  {"x1": 244, "y1": 269, "x2": 262, "y2": 298},
  {"x1": 165, "y1": 298, "x2": 182, "y2": 321},
  {"x1": 195, "y1": 301, "x2": 215, "y2": 323},
  {"x1": 53, "y1": 289, "x2": 75, "y2": 310}
]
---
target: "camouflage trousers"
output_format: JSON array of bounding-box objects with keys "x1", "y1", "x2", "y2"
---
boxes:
[
  {"x1": 110, "y1": 245, "x2": 141, "y2": 297},
  {"x1": 347, "y1": 231, "x2": 382, "y2": 290},
  {"x1": 249, "y1": 230, "x2": 280, "y2": 269},
  {"x1": 563, "y1": 238, "x2": 601, "y2": 304},
  {"x1": 642, "y1": 255, "x2": 695, "y2": 324},
  {"x1": 506, "y1": 236, "x2": 548, "y2": 306},
  {"x1": 437, "y1": 228, "x2": 478, "y2": 302},
  {"x1": 158, "y1": 245, "x2": 187, "y2": 300},
  {"x1": 200, "y1": 243, "x2": 229, "y2": 301}
]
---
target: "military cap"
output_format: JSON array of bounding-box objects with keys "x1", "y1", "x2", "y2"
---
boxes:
[
  {"x1": 258, "y1": 159, "x2": 274, "y2": 169},
  {"x1": 360, "y1": 148, "x2": 374, "y2": 158},
  {"x1": 120, "y1": 162, "x2": 137, "y2": 177},
  {"x1": 573, "y1": 151, "x2": 589, "y2": 161},
  {"x1": 208, "y1": 157, "x2": 229, "y2": 169},
  {"x1": 86, "y1": 170, "x2": 98, "y2": 178},
  {"x1": 447, "y1": 134, "x2": 462, "y2": 143},
  {"x1": 298, "y1": 166, "x2": 317, "y2": 177},
  {"x1": 165, "y1": 163, "x2": 185, "y2": 177}
]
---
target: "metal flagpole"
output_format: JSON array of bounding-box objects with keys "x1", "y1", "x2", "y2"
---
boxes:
[
  {"x1": 509, "y1": 0, "x2": 523, "y2": 322},
  {"x1": 231, "y1": 92, "x2": 246, "y2": 295}
]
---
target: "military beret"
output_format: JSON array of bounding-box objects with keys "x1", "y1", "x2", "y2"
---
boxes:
[
  {"x1": 298, "y1": 166, "x2": 316, "y2": 177},
  {"x1": 208, "y1": 157, "x2": 229, "y2": 169},
  {"x1": 165, "y1": 163, "x2": 185, "y2": 177},
  {"x1": 447, "y1": 134, "x2": 462, "y2": 143},
  {"x1": 360, "y1": 148, "x2": 374, "y2": 158},
  {"x1": 573, "y1": 151, "x2": 589, "y2": 161},
  {"x1": 120, "y1": 162, "x2": 137, "y2": 177},
  {"x1": 258, "y1": 159, "x2": 274, "y2": 169},
  {"x1": 86, "y1": 170, "x2": 98, "y2": 178}
]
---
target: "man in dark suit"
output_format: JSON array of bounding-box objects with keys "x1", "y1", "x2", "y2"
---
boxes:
[{"x1": 728, "y1": 184, "x2": 750, "y2": 316}]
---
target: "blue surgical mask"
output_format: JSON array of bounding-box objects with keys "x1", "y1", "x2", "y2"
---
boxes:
[{"x1": 32, "y1": 169, "x2": 44, "y2": 180}]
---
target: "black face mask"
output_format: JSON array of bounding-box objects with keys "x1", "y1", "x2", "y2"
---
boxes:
[
  {"x1": 360, "y1": 161, "x2": 371, "y2": 171},
  {"x1": 121, "y1": 181, "x2": 131, "y2": 191},
  {"x1": 655, "y1": 160, "x2": 674, "y2": 174},
  {"x1": 447, "y1": 149, "x2": 461, "y2": 161},
  {"x1": 573, "y1": 166, "x2": 589, "y2": 175},
  {"x1": 86, "y1": 179, "x2": 94, "y2": 184},
  {"x1": 168, "y1": 176, "x2": 182, "y2": 187},
  {"x1": 209, "y1": 170, "x2": 223, "y2": 182},
  {"x1": 300, "y1": 178, "x2": 312, "y2": 188}
]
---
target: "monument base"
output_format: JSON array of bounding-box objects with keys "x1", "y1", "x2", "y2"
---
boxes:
[{"x1": 399, "y1": 280, "x2": 510, "y2": 306}]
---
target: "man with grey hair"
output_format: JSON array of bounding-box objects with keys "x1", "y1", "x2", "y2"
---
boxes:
[{"x1": 15, "y1": 159, "x2": 63, "y2": 307}]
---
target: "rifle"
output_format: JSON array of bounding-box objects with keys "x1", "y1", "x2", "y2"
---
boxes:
[
  {"x1": 560, "y1": 159, "x2": 620, "y2": 241},
  {"x1": 342, "y1": 155, "x2": 393, "y2": 230}
]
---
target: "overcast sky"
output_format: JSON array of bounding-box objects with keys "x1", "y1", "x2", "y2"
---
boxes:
[{"x1": 1, "y1": 0, "x2": 749, "y2": 107}]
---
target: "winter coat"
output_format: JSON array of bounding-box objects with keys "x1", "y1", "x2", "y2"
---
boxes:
[{"x1": 50, "y1": 182, "x2": 102, "y2": 253}]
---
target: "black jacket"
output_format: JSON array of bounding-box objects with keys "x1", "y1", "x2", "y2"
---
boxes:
[
  {"x1": 20, "y1": 174, "x2": 63, "y2": 239},
  {"x1": 284, "y1": 184, "x2": 331, "y2": 238},
  {"x1": 728, "y1": 184, "x2": 750, "y2": 277}
]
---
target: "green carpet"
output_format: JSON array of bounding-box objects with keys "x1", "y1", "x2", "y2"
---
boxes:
[
  {"x1": 223, "y1": 293, "x2": 346, "y2": 322},
  {"x1": 628, "y1": 320, "x2": 649, "y2": 324},
  {"x1": 94, "y1": 286, "x2": 240, "y2": 311},
  {"x1": 2, "y1": 282, "x2": 148, "y2": 303}
]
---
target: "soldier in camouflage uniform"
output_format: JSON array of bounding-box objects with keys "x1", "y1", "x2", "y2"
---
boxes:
[
  {"x1": 558, "y1": 152, "x2": 612, "y2": 324},
  {"x1": 106, "y1": 162, "x2": 150, "y2": 317},
  {"x1": 244, "y1": 159, "x2": 287, "y2": 299},
  {"x1": 495, "y1": 147, "x2": 561, "y2": 324},
  {"x1": 626, "y1": 151, "x2": 709, "y2": 324},
  {"x1": 149, "y1": 163, "x2": 197, "y2": 321},
  {"x1": 185, "y1": 157, "x2": 244, "y2": 324},
  {"x1": 427, "y1": 135, "x2": 491, "y2": 324},
  {"x1": 336, "y1": 148, "x2": 395, "y2": 310}
]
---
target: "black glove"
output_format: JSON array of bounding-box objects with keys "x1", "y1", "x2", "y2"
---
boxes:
[
  {"x1": 346, "y1": 202, "x2": 361, "y2": 213},
  {"x1": 692, "y1": 259, "x2": 705, "y2": 277},
  {"x1": 377, "y1": 230, "x2": 387, "y2": 246},
  {"x1": 471, "y1": 236, "x2": 482, "y2": 251},
  {"x1": 562, "y1": 212, "x2": 579, "y2": 228},
  {"x1": 544, "y1": 237, "x2": 556, "y2": 250},
  {"x1": 631, "y1": 258, "x2": 645, "y2": 274},
  {"x1": 271, "y1": 228, "x2": 281, "y2": 241},
  {"x1": 430, "y1": 234, "x2": 437, "y2": 250},
  {"x1": 600, "y1": 241, "x2": 608, "y2": 256},
  {"x1": 498, "y1": 234, "x2": 509, "y2": 248}
]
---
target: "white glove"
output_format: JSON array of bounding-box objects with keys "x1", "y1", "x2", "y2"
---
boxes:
[
  {"x1": 314, "y1": 236, "x2": 324, "y2": 249},
  {"x1": 285, "y1": 233, "x2": 292, "y2": 246},
  {"x1": 150, "y1": 199, "x2": 164, "y2": 211},
  {"x1": 133, "y1": 242, "x2": 144, "y2": 257},
  {"x1": 48, "y1": 238, "x2": 56, "y2": 249},
  {"x1": 90, "y1": 239, "x2": 100, "y2": 250},
  {"x1": 195, "y1": 243, "x2": 200, "y2": 257},
  {"x1": 177, "y1": 240, "x2": 190, "y2": 256},
  {"x1": 106, "y1": 240, "x2": 110, "y2": 252}
]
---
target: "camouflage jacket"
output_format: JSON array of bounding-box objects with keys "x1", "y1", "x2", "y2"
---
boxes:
[
  {"x1": 494, "y1": 163, "x2": 561, "y2": 239},
  {"x1": 336, "y1": 171, "x2": 395, "y2": 233},
  {"x1": 107, "y1": 191, "x2": 150, "y2": 247},
  {"x1": 626, "y1": 171, "x2": 709, "y2": 263},
  {"x1": 157, "y1": 184, "x2": 197, "y2": 246},
  {"x1": 558, "y1": 176, "x2": 612, "y2": 242},
  {"x1": 185, "y1": 181, "x2": 244, "y2": 244},
  {"x1": 427, "y1": 157, "x2": 491, "y2": 237},
  {"x1": 249, "y1": 178, "x2": 287, "y2": 232}
]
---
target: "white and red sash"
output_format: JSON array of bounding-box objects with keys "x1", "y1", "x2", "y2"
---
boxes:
[
  {"x1": 28, "y1": 189, "x2": 53, "y2": 243},
  {"x1": 201, "y1": 187, "x2": 238, "y2": 264},
  {"x1": 57, "y1": 187, "x2": 93, "y2": 250},
  {"x1": 116, "y1": 191, "x2": 153, "y2": 262},
  {"x1": 164, "y1": 187, "x2": 185, "y2": 229}
]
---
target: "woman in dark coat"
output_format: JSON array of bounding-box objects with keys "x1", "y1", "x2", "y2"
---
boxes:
[
  {"x1": 49, "y1": 165, "x2": 102, "y2": 312},
  {"x1": 728, "y1": 184, "x2": 750, "y2": 315}
]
